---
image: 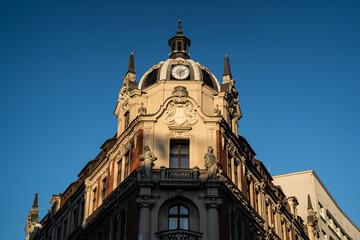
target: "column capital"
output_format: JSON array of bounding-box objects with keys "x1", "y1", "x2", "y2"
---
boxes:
[
  {"x1": 204, "y1": 197, "x2": 222, "y2": 208},
  {"x1": 136, "y1": 196, "x2": 155, "y2": 208}
]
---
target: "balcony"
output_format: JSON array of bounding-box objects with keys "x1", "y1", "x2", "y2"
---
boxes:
[
  {"x1": 158, "y1": 167, "x2": 200, "y2": 188},
  {"x1": 155, "y1": 229, "x2": 202, "y2": 240}
]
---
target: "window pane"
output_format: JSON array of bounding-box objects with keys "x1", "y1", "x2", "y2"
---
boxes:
[
  {"x1": 169, "y1": 218, "x2": 178, "y2": 230},
  {"x1": 169, "y1": 206, "x2": 178, "y2": 215},
  {"x1": 179, "y1": 206, "x2": 188, "y2": 214},
  {"x1": 180, "y1": 156, "x2": 189, "y2": 168},
  {"x1": 179, "y1": 218, "x2": 188, "y2": 230},
  {"x1": 170, "y1": 157, "x2": 178, "y2": 168},
  {"x1": 170, "y1": 147, "x2": 179, "y2": 154},
  {"x1": 180, "y1": 146, "x2": 189, "y2": 154}
]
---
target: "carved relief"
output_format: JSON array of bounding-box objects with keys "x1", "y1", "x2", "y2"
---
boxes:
[
  {"x1": 163, "y1": 100, "x2": 197, "y2": 126},
  {"x1": 208, "y1": 125, "x2": 215, "y2": 140},
  {"x1": 145, "y1": 124, "x2": 152, "y2": 136},
  {"x1": 169, "y1": 130, "x2": 191, "y2": 139},
  {"x1": 172, "y1": 58, "x2": 190, "y2": 66},
  {"x1": 204, "y1": 197, "x2": 222, "y2": 208},
  {"x1": 136, "y1": 196, "x2": 155, "y2": 208}
]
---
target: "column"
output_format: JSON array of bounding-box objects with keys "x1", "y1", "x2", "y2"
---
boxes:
[
  {"x1": 205, "y1": 197, "x2": 222, "y2": 240},
  {"x1": 137, "y1": 184, "x2": 155, "y2": 240},
  {"x1": 205, "y1": 181, "x2": 222, "y2": 240}
]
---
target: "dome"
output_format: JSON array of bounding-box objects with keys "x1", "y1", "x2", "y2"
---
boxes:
[{"x1": 138, "y1": 58, "x2": 220, "y2": 91}]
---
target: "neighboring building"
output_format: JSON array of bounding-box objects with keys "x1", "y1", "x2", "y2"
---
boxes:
[
  {"x1": 273, "y1": 170, "x2": 360, "y2": 240},
  {"x1": 25, "y1": 22, "x2": 310, "y2": 240}
]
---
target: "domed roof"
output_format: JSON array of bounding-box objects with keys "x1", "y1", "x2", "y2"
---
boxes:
[
  {"x1": 138, "y1": 21, "x2": 220, "y2": 92},
  {"x1": 138, "y1": 58, "x2": 220, "y2": 91}
]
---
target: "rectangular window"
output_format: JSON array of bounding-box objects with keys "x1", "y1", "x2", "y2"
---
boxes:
[
  {"x1": 118, "y1": 159, "x2": 122, "y2": 184},
  {"x1": 124, "y1": 152, "x2": 130, "y2": 177},
  {"x1": 124, "y1": 111, "x2": 130, "y2": 128},
  {"x1": 170, "y1": 140, "x2": 189, "y2": 168},
  {"x1": 234, "y1": 161, "x2": 238, "y2": 186},
  {"x1": 92, "y1": 188, "x2": 97, "y2": 211},
  {"x1": 102, "y1": 178, "x2": 107, "y2": 200},
  {"x1": 228, "y1": 152, "x2": 232, "y2": 180}
]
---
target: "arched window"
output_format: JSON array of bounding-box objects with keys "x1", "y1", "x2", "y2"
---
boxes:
[
  {"x1": 168, "y1": 204, "x2": 189, "y2": 230},
  {"x1": 177, "y1": 41, "x2": 182, "y2": 51}
]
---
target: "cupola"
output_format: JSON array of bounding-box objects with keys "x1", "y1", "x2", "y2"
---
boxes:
[{"x1": 168, "y1": 20, "x2": 191, "y2": 59}]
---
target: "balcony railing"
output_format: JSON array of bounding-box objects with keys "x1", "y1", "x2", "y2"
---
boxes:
[
  {"x1": 158, "y1": 167, "x2": 200, "y2": 188},
  {"x1": 155, "y1": 229, "x2": 202, "y2": 240}
]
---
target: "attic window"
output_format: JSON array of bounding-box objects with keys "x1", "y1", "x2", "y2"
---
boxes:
[
  {"x1": 202, "y1": 70, "x2": 215, "y2": 89},
  {"x1": 143, "y1": 69, "x2": 159, "y2": 88}
]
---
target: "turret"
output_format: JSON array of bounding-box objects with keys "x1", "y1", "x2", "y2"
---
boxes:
[
  {"x1": 168, "y1": 20, "x2": 191, "y2": 59},
  {"x1": 122, "y1": 52, "x2": 138, "y2": 89},
  {"x1": 25, "y1": 192, "x2": 41, "y2": 240}
]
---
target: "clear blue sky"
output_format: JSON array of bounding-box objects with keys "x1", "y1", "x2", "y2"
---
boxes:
[{"x1": 1, "y1": 1, "x2": 359, "y2": 239}]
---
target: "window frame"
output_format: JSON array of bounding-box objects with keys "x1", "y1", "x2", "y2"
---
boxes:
[
  {"x1": 170, "y1": 139, "x2": 189, "y2": 168},
  {"x1": 168, "y1": 204, "x2": 189, "y2": 230}
]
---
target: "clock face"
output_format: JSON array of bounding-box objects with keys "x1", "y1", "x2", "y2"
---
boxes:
[{"x1": 171, "y1": 65, "x2": 190, "y2": 80}]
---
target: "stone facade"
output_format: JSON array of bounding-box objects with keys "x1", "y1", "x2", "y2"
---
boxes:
[{"x1": 25, "y1": 23, "x2": 311, "y2": 240}]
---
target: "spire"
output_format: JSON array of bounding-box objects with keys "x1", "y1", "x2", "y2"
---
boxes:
[
  {"x1": 177, "y1": 19, "x2": 183, "y2": 34},
  {"x1": 32, "y1": 192, "x2": 38, "y2": 209},
  {"x1": 123, "y1": 52, "x2": 137, "y2": 87},
  {"x1": 307, "y1": 194, "x2": 313, "y2": 210},
  {"x1": 223, "y1": 55, "x2": 232, "y2": 77},
  {"x1": 168, "y1": 20, "x2": 191, "y2": 59},
  {"x1": 126, "y1": 52, "x2": 135, "y2": 74},
  {"x1": 222, "y1": 54, "x2": 233, "y2": 84}
]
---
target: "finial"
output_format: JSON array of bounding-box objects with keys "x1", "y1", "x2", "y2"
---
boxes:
[{"x1": 177, "y1": 19, "x2": 183, "y2": 34}]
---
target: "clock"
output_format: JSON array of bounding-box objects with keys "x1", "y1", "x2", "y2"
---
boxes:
[{"x1": 171, "y1": 65, "x2": 190, "y2": 80}]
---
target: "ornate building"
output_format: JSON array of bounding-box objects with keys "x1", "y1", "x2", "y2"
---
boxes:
[{"x1": 25, "y1": 21, "x2": 311, "y2": 240}]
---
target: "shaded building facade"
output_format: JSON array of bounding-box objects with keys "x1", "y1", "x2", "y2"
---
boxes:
[{"x1": 26, "y1": 22, "x2": 310, "y2": 240}]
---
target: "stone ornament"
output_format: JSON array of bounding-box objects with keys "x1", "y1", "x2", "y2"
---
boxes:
[
  {"x1": 169, "y1": 130, "x2": 191, "y2": 139},
  {"x1": 138, "y1": 102, "x2": 147, "y2": 115},
  {"x1": 204, "y1": 146, "x2": 219, "y2": 179},
  {"x1": 136, "y1": 196, "x2": 155, "y2": 208},
  {"x1": 213, "y1": 104, "x2": 221, "y2": 116},
  {"x1": 204, "y1": 197, "x2": 222, "y2": 208},
  {"x1": 163, "y1": 100, "x2": 198, "y2": 125},
  {"x1": 139, "y1": 145, "x2": 157, "y2": 180}
]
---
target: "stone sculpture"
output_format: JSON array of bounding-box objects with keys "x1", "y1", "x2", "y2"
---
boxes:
[
  {"x1": 204, "y1": 146, "x2": 219, "y2": 179},
  {"x1": 139, "y1": 145, "x2": 157, "y2": 180}
]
